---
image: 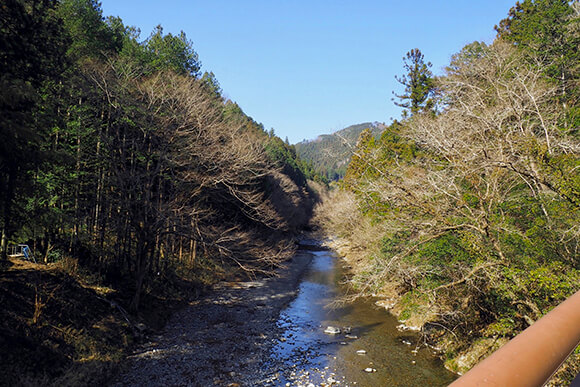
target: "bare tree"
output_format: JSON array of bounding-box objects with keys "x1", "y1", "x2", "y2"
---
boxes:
[{"x1": 329, "y1": 41, "x2": 580, "y2": 337}]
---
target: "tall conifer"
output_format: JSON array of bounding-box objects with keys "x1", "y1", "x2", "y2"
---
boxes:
[{"x1": 393, "y1": 48, "x2": 435, "y2": 116}]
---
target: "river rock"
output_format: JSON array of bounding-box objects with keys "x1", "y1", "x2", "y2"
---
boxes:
[
  {"x1": 345, "y1": 334, "x2": 358, "y2": 339},
  {"x1": 396, "y1": 323, "x2": 421, "y2": 332},
  {"x1": 375, "y1": 299, "x2": 396, "y2": 309},
  {"x1": 324, "y1": 326, "x2": 341, "y2": 334},
  {"x1": 364, "y1": 368, "x2": 377, "y2": 373}
]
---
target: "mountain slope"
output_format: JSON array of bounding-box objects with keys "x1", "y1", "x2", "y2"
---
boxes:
[{"x1": 295, "y1": 122, "x2": 385, "y2": 180}]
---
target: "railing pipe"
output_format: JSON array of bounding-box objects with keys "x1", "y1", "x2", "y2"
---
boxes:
[{"x1": 450, "y1": 290, "x2": 580, "y2": 386}]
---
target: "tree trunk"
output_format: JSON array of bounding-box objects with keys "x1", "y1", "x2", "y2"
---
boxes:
[
  {"x1": 1, "y1": 168, "x2": 16, "y2": 260},
  {"x1": 190, "y1": 239, "x2": 197, "y2": 266},
  {"x1": 130, "y1": 237, "x2": 151, "y2": 312},
  {"x1": 1, "y1": 227, "x2": 7, "y2": 260}
]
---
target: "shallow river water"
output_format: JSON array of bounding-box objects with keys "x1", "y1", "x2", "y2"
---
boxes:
[{"x1": 269, "y1": 247, "x2": 457, "y2": 386}]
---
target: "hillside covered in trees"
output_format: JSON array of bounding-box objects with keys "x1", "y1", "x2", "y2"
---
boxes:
[
  {"x1": 295, "y1": 122, "x2": 384, "y2": 181},
  {"x1": 318, "y1": 0, "x2": 580, "y2": 383},
  {"x1": 2, "y1": 0, "x2": 580, "y2": 385},
  {"x1": 0, "y1": 0, "x2": 321, "y2": 383}
]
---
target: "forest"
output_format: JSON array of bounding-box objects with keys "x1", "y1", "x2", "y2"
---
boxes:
[
  {"x1": 0, "y1": 0, "x2": 323, "y2": 383},
  {"x1": 318, "y1": 0, "x2": 580, "y2": 383},
  {"x1": 0, "y1": 0, "x2": 325, "y2": 305}
]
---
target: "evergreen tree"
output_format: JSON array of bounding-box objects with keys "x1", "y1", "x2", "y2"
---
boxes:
[
  {"x1": 57, "y1": 0, "x2": 122, "y2": 60},
  {"x1": 495, "y1": 0, "x2": 579, "y2": 94},
  {"x1": 201, "y1": 71, "x2": 222, "y2": 99},
  {"x1": 343, "y1": 128, "x2": 376, "y2": 186},
  {"x1": 393, "y1": 48, "x2": 435, "y2": 116},
  {"x1": 145, "y1": 25, "x2": 201, "y2": 76},
  {"x1": 0, "y1": 0, "x2": 68, "y2": 258},
  {"x1": 446, "y1": 41, "x2": 489, "y2": 75}
]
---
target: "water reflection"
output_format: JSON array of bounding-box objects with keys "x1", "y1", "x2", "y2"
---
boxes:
[{"x1": 271, "y1": 249, "x2": 457, "y2": 386}]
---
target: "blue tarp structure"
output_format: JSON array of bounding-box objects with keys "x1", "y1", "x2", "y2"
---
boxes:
[{"x1": 9, "y1": 244, "x2": 35, "y2": 263}]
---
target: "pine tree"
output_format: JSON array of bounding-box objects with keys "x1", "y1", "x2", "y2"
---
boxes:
[
  {"x1": 145, "y1": 25, "x2": 201, "y2": 76},
  {"x1": 392, "y1": 48, "x2": 435, "y2": 116}
]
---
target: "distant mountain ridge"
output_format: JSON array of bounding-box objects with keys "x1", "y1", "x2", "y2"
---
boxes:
[{"x1": 295, "y1": 122, "x2": 385, "y2": 180}]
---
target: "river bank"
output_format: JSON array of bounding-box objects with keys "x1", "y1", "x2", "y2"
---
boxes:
[
  {"x1": 318, "y1": 230, "x2": 579, "y2": 386},
  {"x1": 111, "y1": 250, "x2": 314, "y2": 386},
  {"x1": 112, "y1": 238, "x2": 458, "y2": 386}
]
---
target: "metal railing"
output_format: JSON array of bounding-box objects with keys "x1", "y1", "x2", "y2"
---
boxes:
[{"x1": 450, "y1": 290, "x2": 580, "y2": 386}]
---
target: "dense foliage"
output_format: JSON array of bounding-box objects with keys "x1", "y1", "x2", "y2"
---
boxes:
[
  {"x1": 0, "y1": 0, "x2": 317, "y2": 312},
  {"x1": 324, "y1": 0, "x2": 580, "y2": 381}
]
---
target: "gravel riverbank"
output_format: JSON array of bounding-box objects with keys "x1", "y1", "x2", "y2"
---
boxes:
[{"x1": 111, "y1": 251, "x2": 314, "y2": 387}]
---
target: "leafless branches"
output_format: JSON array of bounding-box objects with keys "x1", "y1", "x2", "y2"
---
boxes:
[{"x1": 323, "y1": 41, "x2": 580, "y2": 339}]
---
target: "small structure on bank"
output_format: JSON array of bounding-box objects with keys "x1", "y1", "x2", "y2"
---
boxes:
[{"x1": 8, "y1": 244, "x2": 35, "y2": 263}]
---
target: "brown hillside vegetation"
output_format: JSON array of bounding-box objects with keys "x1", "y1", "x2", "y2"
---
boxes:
[
  {"x1": 316, "y1": 4, "x2": 580, "y2": 382},
  {"x1": 0, "y1": 170, "x2": 319, "y2": 386}
]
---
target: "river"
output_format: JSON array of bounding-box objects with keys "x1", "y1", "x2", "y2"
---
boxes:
[{"x1": 268, "y1": 243, "x2": 457, "y2": 386}]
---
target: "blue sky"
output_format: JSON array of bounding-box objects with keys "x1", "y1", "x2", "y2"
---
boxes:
[{"x1": 99, "y1": 0, "x2": 517, "y2": 144}]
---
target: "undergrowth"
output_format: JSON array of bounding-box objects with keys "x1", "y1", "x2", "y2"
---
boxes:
[{"x1": 315, "y1": 189, "x2": 580, "y2": 386}]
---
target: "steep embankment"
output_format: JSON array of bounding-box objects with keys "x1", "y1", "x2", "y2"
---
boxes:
[
  {"x1": 0, "y1": 177, "x2": 320, "y2": 386},
  {"x1": 314, "y1": 189, "x2": 580, "y2": 386},
  {"x1": 0, "y1": 3, "x2": 322, "y2": 385},
  {"x1": 313, "y1": 4, "x2": 580, "y2": 381}
]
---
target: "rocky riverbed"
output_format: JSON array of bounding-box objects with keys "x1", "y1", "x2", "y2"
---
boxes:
[
  {"x1": 111, "y1": 251, "x2": 314, "y2": 387},
  {"x1": 112, "y1": 241, "x2": 456, "y2": 387}
]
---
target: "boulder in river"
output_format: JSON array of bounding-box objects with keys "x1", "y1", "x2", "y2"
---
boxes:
[{"x1": 324, "y1": 326, "x2": 341, "y2": 334}]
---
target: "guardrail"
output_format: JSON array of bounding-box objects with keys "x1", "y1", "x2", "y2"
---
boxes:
[{"x1": 450, "y1": 290, "x2": 580, "y2": 386}]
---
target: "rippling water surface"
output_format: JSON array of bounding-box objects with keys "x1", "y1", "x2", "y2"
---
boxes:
[{"x1": 270, "y1": 249, "x2": 457, "y2": 386}]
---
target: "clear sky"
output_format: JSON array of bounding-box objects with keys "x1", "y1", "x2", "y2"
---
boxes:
[{"x1": 99, "y1": 0, "x2": 517, "y2": 144}]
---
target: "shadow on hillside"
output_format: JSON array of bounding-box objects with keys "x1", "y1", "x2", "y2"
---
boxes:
[{"x1": 0, "y1": 261, "x2": 132, "y2": 386}]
